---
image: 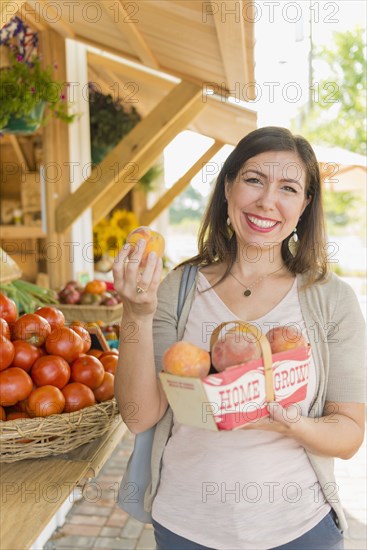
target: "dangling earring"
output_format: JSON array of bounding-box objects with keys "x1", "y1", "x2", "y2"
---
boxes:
[
  {"x1": 288, "y1": 227, "x2": 299, "y2": 257},
  {"x1": 227, "y1": 216, "x2": 232, "y2": 227}
]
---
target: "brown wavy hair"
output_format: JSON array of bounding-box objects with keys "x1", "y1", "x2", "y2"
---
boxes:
[{"x1": 179, "y1": 126, "x2": 328, "y2": 288}]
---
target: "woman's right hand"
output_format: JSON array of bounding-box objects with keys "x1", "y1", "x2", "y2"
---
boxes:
[{"x1": 112, "y1": 239, "x2": 163, "y2": 319}]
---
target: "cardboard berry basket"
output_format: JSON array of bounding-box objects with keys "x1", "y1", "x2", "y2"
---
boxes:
[{"x1": 159, "y1": 321, "x2": 311, "y2": 431}]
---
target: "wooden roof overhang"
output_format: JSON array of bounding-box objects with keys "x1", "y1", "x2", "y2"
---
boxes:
[{"x1": 2, "y1": 0, "x2": 257, "y2": 232}]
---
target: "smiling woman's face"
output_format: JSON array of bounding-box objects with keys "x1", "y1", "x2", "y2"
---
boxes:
[{"x1": 225, "y1": 150, "x2": 311, "y2": 251}]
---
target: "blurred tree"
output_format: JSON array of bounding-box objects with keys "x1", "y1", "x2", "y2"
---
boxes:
[
  {"x1": 169, "y1": 185, "x2": 208, "y2": 224},
  {"x1": 323, "y1": 189, "x2": 360, "y2": 232},
  {"x1": 293, "y1": 27, "x2": 366, "y2": 154}
]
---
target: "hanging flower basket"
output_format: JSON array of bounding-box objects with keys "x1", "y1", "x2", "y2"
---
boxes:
[
  {"x1": 0, "y1": 17, "x2": 75, "y2": 133},
  {"x1": 0, "y1": 101, "x2": 45, "y2": 134}
]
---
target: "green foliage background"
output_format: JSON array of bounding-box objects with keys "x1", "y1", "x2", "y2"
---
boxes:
[{"x1": 293, "y1": 27, "x2": 366, "y2": 155}]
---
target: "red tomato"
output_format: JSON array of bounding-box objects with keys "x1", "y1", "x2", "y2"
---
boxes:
[
  {"x1": 0, "y1": 293, "x2": 18, "y2": 324},
  {"x1": 13, "y1": 314, "x2": 51, "y2": 347},
  {"x1": 0, "y1": 318, "x2": 10, "y2": 340},
  {"x1": 26, "y1": 385, "x2": 65, "y2": 417},
  {"x1": 45, "y1": 327, "x2": 84, "y2": 363},
  {"x1": 94, "y1": 372, "x2": 114, "y2": 402},
  {"x1": 70, "y1": 324, "x2": 91, "y2": 353},
  {"x1": 17, "y1": 398, "x2": 30, "y2": 413},
  {"x1": 100, "y1": 349, "x2": 119, "y2": 358},
  {"x1": 12, "y1": 340, "x2": 44, "y2": 372},
  {"x1": 0, "y1": 405, "x2": 6, "y2": 421},
  {"x1": 31, "y1": 355, "x2": 70, "y2": 389},
  {"x1": 62, "y1": 382, "x2": 96, "y2": 413},
  {"x1": 6, "y1": 411, "x2": 30, "y2": 420},
  {"x1": 87, "y1": 348, "x2": 103, "y2": 358},
  {"x1": 70, "y1": 355, "x2": 104, "y2": 389},
  {"x1": 0, "y1": 367, "x2": 33, "y2": 406},
  {"x1": 100, "y1": 354, "x2": 118, "y2": 375},
  {"x1": 0, "y1": 336, "x2": 15, "y2": 371},
  {"x1": 35, "y1": 307, "x2": 65, "y2": 330}
]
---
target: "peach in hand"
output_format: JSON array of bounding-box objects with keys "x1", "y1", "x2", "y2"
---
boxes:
[
  {"x1": 212, "y1": 331, "x2": 262, "y2": 372},
  {"x1": 162, "y1": 341, "x2": 211, "y2": 378},
  {"x1": 265, "y1": 326, "x2": 308, "y2": 354},
  {"x1": 126, "y1": 226, "x2": 165, "y2": 268}
]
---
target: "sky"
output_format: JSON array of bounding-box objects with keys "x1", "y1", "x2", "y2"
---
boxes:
[{"x1": 163, "y1": 0, "x2": 366, "y2": 196}]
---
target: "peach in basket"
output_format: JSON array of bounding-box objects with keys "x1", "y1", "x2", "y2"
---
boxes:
[
  {"x1": 162, "y1": 341, "x2": 210, "y2": 378},
  {"x1": 265, "y1": 326, "x2": 308, "y2": 353}
]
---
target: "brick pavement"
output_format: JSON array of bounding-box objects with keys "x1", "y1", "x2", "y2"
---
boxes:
[{"x1": 46, "y1": 428, "x2": 366, "y2": 550}]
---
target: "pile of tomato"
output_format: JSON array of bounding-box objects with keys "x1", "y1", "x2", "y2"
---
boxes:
[{"x1": 0, "y1": 293, "x2": 118, "y2": 422}]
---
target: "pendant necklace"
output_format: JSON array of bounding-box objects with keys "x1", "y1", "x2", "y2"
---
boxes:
[{"x1": 229, "y1": 265, "x2": 285, "y2": 297}]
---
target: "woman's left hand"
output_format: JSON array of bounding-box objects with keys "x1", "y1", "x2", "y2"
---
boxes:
[
  {"x1": 240, "y1": 402, "x2": 301, "y2": 435},
  {"x1": 241, "y1": 400, "x2": 365, "y2": 460}
]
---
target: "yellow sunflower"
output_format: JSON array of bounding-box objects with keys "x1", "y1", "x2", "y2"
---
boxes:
[
  {"x1": 110, "y1": 210, "x2": 138, "y2": 235},
  {"x1": 93, "y1": 210, "x2": 138, "y2": 258}
]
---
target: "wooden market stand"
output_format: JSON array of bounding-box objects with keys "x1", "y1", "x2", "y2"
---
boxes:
[
  {"x1": 1, "y1": 421, "x2": 127, "y2": 550},
  {"x1": 0, "y1": 0, "x2": 257, "y2": 288},
  {"x1": 0, "y1": 1, "x2": 257, "y2": 548}
]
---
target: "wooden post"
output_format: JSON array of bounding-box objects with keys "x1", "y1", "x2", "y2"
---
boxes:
[{"x1": 39, "y1": 28, "x2": 73, "y2": 289}]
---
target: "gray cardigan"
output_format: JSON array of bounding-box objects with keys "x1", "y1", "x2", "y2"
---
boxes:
[{"x1": 144, "y1": 266, "x2": 366, "y2": 532}]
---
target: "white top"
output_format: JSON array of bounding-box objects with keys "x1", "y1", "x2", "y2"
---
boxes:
[{"x1": 152, "y1": 272, "x2": 331, "y2": 550}]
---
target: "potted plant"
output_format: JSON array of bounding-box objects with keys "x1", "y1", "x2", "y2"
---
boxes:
[
  {"x1": 88, "y1": 84, "x2": 141, "y2": 163},
  {"x1": 0, "y1": 51, "x2": 75, "y2": 134},
  {"x1": 88, "y1": 83, "x2": 160, "y2": 189},
  {"x1": 0, "y1": 17, "x2": 75, "y2": 134}
]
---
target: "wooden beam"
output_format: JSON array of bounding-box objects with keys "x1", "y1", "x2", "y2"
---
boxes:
[
  {"x1": 1, "y1": 0, "x2": 26, "y2": 27},
  {"x1": 81, "y1": 36, "x2": 235, "y2": 98},
  {"x1": 87, "y1": 50, "x2": 257, "y2": 145},
  {"x1": 91, "y1": 88, "x2": 206, "y2": 225},
  {"x1": 243, "y1": 2, "x2": 255, "y2": 92},
  {"x1": 8, "y1": 135, "x2": 30, "y2": 171},
  {"x1": 141, "y1": 141, "x2": 224, "y2": 226},
  {"x1": 211, "y1": 0, "x2": 255, "y2": 99},
  {"x1": 27, "y1": 0, "x2": 75, "y2": 38},
  {"x1": 16, "y1": 2, "x2": 47, "y2": 31},
  {"x1": 101, "y1": 0, "x2": 159, "y2": 69},
  {"x1": 56, "y1": 81, "x2": 205, "y2": 232},
  {"x1": 87, "y1": 51, "x2": 175, "y2": 92}
]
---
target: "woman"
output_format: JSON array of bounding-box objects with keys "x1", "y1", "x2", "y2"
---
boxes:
[{"x1": 113, "y1": 127, "x2": 365, "y2": 550}]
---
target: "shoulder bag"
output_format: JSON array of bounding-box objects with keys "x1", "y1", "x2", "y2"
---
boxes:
[{"x1": 117, "y1": 264, "x2": 198, "y2": 523}]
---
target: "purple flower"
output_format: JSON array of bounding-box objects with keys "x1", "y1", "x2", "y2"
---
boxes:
[
  {"x1": 30, "y1": 87, "x2": 36, "y2": 94},
  {"x1": 17, "y1": 54, "x2": 23, "y2": 62},
  {"x1": 61, "y1": 94, "x2": 66, "y2": 100}
]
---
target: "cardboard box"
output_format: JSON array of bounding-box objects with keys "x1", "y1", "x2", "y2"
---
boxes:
[{"x1": 159, "y1": 346, "x2": 310, "y2": 431}]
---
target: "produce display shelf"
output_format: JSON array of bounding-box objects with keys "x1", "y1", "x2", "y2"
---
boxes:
[{"x1": 0, "y1": 225, "x2": 46, "y2": 239}]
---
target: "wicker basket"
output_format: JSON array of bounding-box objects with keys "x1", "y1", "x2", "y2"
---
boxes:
[
  {"x1": 0, "y1": 399, "x2": 120, "y2": 463},
  {"x1": 54, "y1": 303, "x2": 123, "y2": 324}
]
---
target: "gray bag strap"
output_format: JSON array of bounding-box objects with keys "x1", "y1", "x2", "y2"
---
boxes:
[{"x1": 177, "y1": 264, "x2": 198, "y2": 318}]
